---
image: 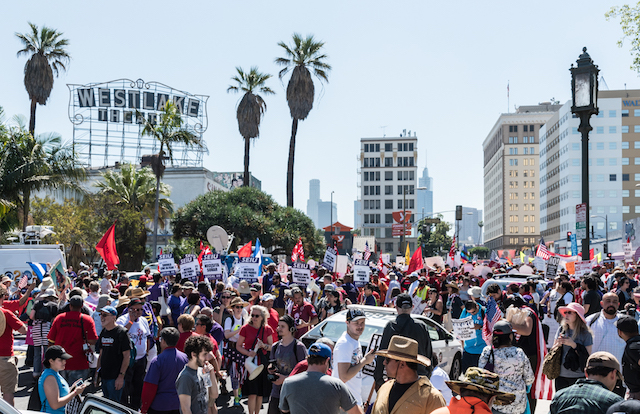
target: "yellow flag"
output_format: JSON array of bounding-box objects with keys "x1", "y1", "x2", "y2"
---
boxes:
[
  {"x1": 520, "y1": 251, "x2": 525, "y2": 263},
  {"x1": 405, "y1": 244, "x2": 411, "y2": 264},
  {"x1": 596, "y1": 252, "x2": 602, "y2": 263}
]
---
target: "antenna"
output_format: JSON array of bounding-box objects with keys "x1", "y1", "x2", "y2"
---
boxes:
[{"x1": 380, "y1": 125, "x2": 387, "y2": 137}]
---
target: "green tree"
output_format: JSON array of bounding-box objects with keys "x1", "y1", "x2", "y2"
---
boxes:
[
  {"x1": 139, "y1": 100, "x2": 204, "y2": 256},
  {"x1": 227, "y1": 67, "x2": 274, "y2": 187},
  {"x1": 15, "y1": 23, "x2": 70, "y2": 136},
  {"x1": 96, "y1": 163, "x2": 173, "y2": 229},
  {"x1": 275, "y1": 33, "x2": 331, "y2": 207},
  {"x1": 607, "y1": 4, "x2": 640, "y2": 71},
  {"x1": 418, "y1": 215, "x2": 452, "y2": 257},
  {"x1": 172, "y1": 187, "x2": 324, "y2": 259},
  {"x1": 468, "y1": 246, "x2": 489, "y2": 259}
]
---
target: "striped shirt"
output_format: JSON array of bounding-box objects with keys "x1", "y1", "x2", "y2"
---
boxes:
[{"x1": 586, "y1": 311, "x2": 626, "y2": 365}]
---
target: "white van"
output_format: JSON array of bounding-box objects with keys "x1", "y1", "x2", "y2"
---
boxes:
[{"x1": 0, "y1": 245, "x2": 66, "y2": 283}]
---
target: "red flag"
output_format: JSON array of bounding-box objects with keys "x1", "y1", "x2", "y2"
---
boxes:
[
  {"x1": 237, "y1": 241, "x2": 252, "y2": 258},
  {"x1": 96, "y1": 221, "x2": 120, "y2": 270},
  {"x1": 407, "y1": 246, "x2": 424, "y2": 273},
  {"x1": 198, "y1": 241, "x2": 212, "y2": 271},
  {"x1": 291, "y1": 238, "x2": 305, "y2": 262}
]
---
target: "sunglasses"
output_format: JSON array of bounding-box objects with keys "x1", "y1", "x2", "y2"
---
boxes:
[
  {"x1": 251, "y1": 314, "x2": 262, "y2": 318},
  {"x1": 564, "y1": 311, "x2": 575, "y2": 315},
  {"x1": 233, "y1": 305, "x2": 243, "y2": 309}
]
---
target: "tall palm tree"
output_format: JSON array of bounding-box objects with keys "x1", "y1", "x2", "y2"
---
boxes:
[
  {"x1": 16, "y1": 22, "x2": 70, "y2": 136},
  {"x1": 139, "y1": 100, "x2": 204, "y2": 256},
  {"x1": 227, "y1": 67, "x2": 274, "y2": 187},
  {"x1": 96, "y1": 163, "x2": 173, "y2": 228},
  {"x1": 275, "y1": 33, "x2": 331, "y2": 207}
]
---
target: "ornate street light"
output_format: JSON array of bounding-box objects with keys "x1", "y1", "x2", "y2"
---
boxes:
[{"x1": 570, "y1": 47, "x2": 599, "y2": 261}]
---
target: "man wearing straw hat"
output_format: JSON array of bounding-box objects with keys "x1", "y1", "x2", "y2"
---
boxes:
[
  {"x1": 431, "y1": 367, "x2": 516, "y2": 414},
  {"x1": 371, "y1": 336, "x2": 445, "y2": 414}
]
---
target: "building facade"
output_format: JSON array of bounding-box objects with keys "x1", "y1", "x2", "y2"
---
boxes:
[
  {"x1": 306, "y1": 179, "x2": 337, "y2": 230},
  {"x1": 417, "y1": 154, "x2": 434, "y2": 219},
  {"x1": 358, "y1": 135, "x2": 418, "y2": 254},
  {"x1": 459, "y1": 207, "x2": 483, "y2": 246},
  {"x1": 483, "y1": 104, "x2": 560, "y2": 251}
]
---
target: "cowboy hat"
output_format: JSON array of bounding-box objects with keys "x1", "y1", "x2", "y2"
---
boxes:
[
  {"x1": 38, "y1": 277, "x2": 55, "y2": 291},
  {"x1": 127, "y1": 287, "x2": 150, "y2": 299},
  {"x1": 36, "y1": 288, "x2": 58, "y2": 301},
  {"x1": 446, "y1": 367, "x2": 516, "y2": 405},
  {"x1": 238, "y1": 280, "x2": 251, "y2": 294},
  {"x1": 229, "y1": 297, "x2": 249, "y2": 308},
  {"x1": 375, "y1": 336, "x2": 431, "y2": 367}
]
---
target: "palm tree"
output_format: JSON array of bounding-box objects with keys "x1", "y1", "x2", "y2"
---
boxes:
[
  {"x1": 96, "y1": 163, "x2": 173, "y2": 228},
  {"x1": 139, "y1": 100, "x2": 204, "y2": 256},
  {"x1": 275, "y1": 33, "x2": 331, "y2": 207},
  {"x1": 227, "y1": 67, "x2": 274, "y2": 187},
  {"x1": 15, "y1": 22, "x2": 70, "y2": 136}
]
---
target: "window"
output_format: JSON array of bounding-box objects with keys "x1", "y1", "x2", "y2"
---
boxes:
[
  {"x1": 523, "y1": 148, "x2": 528, "y2": 155},
  {"x1": 596, "y1": 142, "x2": 604, "y2": 150},
  {"x1": 529, "y1": 136, "x2": 535, "y2": 143},
  {"x1": 523, "y1": 125, "x2": 528, "y2": 132},
  {"x1": 610, "y1": 191, "x2": 617, "y2": 198},
  {"x1": 385, "y1": 157, "x2": 392, "y2": 167},
  {"x1": 597, "y1": 158, "x2": 604, "y2": 166},
  {"x1": 597, "y1": 190, "x2": 605, "y2": 198},
  {"x1": 636, "y1": 109, "x2": 640, "y2": 117},
  {"x1": 610, "y1": 126, "x2": 617, "y2": 134},
  {"x1": 636, "y1": 206, "x2": 640, "y2": 214},
  {"x1": 572, "y1": 159, "x2": 580, "y2": 166},
  {"x1": 635, "y1": 126, "x2": 640, "y2": 133},
  {"x1": 635, "y1": 141, "x2": 640, "y2": 149},
  {"x1": 409, "y1": 143, "x2": 414, "y2": 151},
  {"x1": 635, "y1": 158, "x2": 640, "y2": 165},
  {"x1": 385, "y1": 214, "x2": 392, "y2": 223},
  {"x1": 623, "y1": 126, "x2": 630, "y2": 133},
  {"x1": 397, "y1": 200, "x2": 403, "y2": 209},
  {"x1": 610, "y1": 110, "x2": 617, "y2": 117},
  {"x1": 385, "y1": 185, "x2": 392, "y2": 195},
  {"x1": 573, "y1": 191, "x2": 580, "y2": 198},
  {"x1": 397, "y1": 186, "x2": 403, "y2": 195},
  {"x1": 384, "y1": 143, "x2": 392, "y2": 152},
  {"x1": 572, "y1": 143, "x2": 580, "y2": 151},
  {"x1": 364, "y1": 144, "x2": 369, "y2": 152},
  {"x1": 529, "y1": 125, "x2": 534, "y2": 132},
  {"x1": 597, "y1": 206, "x2": 605, "y2": 214},
  {"x1": 597, "y1": 174, "x2": 604, "y2": 182},
  {"x1": 530, "y1": 158, "x2": 535, "y2": 165},
  {"x1": 623, "y1": 110, "x2": 629, "y2": 117},
  {"x1": 409, "y1": 157, "x2": 414, "y2": 166},
  {"x1": 610, "y1": 206, "x2": 617, "y2": 213},
  {"x1": 530, "y1": 147, "x2": 534, "y2": 154},
  {"x1": 624, "y1": 206, "x2": 630, "y2": 213},
  {"x1": 623, "y1": 190, "x2": 630, "y2": 197},
  {"x1": 572, "y1": 127, "x2": 579, "y2": 134},
  {"x1": 636, "y1": 173, "x2": 640, "y2": 181},
  {"x1": 572, "y1": 175, "x2": 580, "y2": 182},
  {"x1": 611, "y1": 222, "x2": 618, "y2": 230},
  {"x1": 397, "y1": 171, "x2": 402, "y2": 181},
  {"x1": 635, "y1": 190, "x2": 640, "y2": 197},
  {"x1": 524, "y1": 159, "x2": 529, "y2": 166},
  {"x1": 623, "y1": 174, "x2": 630, "y2": 181},
  {"x1": 524, "y1": 226, "x2": 529, "y2": 233},
  {"x1": 385, "y1": 171, "x2": 392, "y2": 181},
  {"x1": 623, "y1": 142, "x2": 629, "y2": 149},
  {"x1": 385, "y1": 200, "x2": 392, "y2": 209},
  {"x1": 623, "y1": 158, "x2": 630, "y2": 165},
  {"x1": 523, "y1": 136, "x2": 528, "y2": 143},
  {"x1": 597, "y1": 127, "x2": 604, "y2": 134},
  {"x1": 509, "y1": 125, "x2": 518, "y2": 132},
  {"x1": 610, "y1": 174, "x2": 617, "y2": 181}
]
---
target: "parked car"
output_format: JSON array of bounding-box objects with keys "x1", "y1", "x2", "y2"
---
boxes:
[
  {"x1": 481, "y1": 276, "x2": 547, "y2": 300},
  {"x1": 0, "y1": 393, "x2": 136, "y2": 414}
]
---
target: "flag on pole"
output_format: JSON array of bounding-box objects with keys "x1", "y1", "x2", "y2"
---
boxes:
[
  {"x1": 405, "y1": 244, "x2": 411, "y2": 264},
  {"x1": 27, "y1": 262, "x2": 48, "y2": 281},
  {"x1": 291, "y1": 238, "x2": 305, "y2": 263},
  {"x1": 237, "y1": 241, "x2": 252, "y2": 258},
  {"x1": 17, "y1": 275, "x2": 28, "y2": 289},
  {"x1": 407, "y1": 246, "x2": 424, "y2": 274},
  {"x1": 363, "y1": 241, "x2": 371, "y2": 261},
  {"x1": 96, "y1": 221, "x2": 119, "y2": 270},
  {"x1": 448, "y1": 236, "x2": 456, "y2": 262},
  {"x1": 482, "y1": 296, "x2": 503, "y2": 346},
  {"x1": 377, "y1": 255, "x2": 384, "y2": 271},
  {"x1": 536, "y1": 237, "x2": 551, "y2": 260},
  {"x1": 520, "y1": 251, "x2": 526, "y2": 264},
  {"x1": 460, "y1": 245, "x2": 469, "y2": 263},
  {"x1": 198, "y1": 241, "x2": 212, "y2": 273},
  {"x1": 253, "y1": 238, "x2": 263, "y2": 276}
]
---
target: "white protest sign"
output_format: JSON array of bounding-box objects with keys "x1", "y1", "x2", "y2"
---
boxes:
[
  {"x1": 396, "y1": 256, "x2": 405, "y2": 266},
  {"x1": 451, "y1": 316, "x2": 475, "y2": 341},
  {"x1": 513, "y1": 257, "x2": 522, "y2": 265},
  {"x1": 322, "y1": 247, "x2": 338, "y2": 271},
  {"x1": 532, "y1": 256, "x2": 546, "y2": 272},
  {"x1": 353, "y1": 259, "x2": 371, "y2": 287},
  {"x1": 546, "y1": 256, "x2": 560, "y2": 279},
  {"x1": 202, "y1": 253, "x2": 223, "y2": 281},
  {"x1": 158, "y1": 254, "x2": 176, "y2": 276},
  {"x1": 362, "y1": 333, "x2": 383, "y2": 376},
  {"x1": 624, "y1": 243, "x2": 633, "y2": 262},
  {"x1": 180, "y1": 255, "x2": 199, "y2": 284},
  {"x1": 382, "y1": 254, "x2": 391, "y2": 264},
  {"x1": 236, "y1": 257, "x2": 260, "y2": 283},
  {"x1": 574, "y1": 260, "x2": 592, "y2": 277},
  {"x1": 291, "y1": 263, "x2": 311, "y2": 286},
  {"x1": 424, "y1": 256, "x2": 444, "y2": 270},
  {"x1": 335, "y1": 255, "x2": 349, "y2": 276}
]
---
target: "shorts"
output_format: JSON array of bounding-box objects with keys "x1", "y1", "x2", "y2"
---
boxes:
[{"x1": 0, "y1": 357, "x2": 18, "y2": 394}]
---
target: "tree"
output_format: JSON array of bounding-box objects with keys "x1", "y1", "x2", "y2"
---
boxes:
[
  {"x1": 15, "y1": 23, "x2": 70, "y2": 136},
  {"x1": 418, "y1": 215, "x2": 452, "y2": 257},
  {"x1": 139, "y1": 100, "x2": 204, "y2": 257},
  {"x1": 227, "y1": 67, "x2": 274, "y2": 187},
  {"x1": 468, "y1": 246, "x2": 489, "y2": 259},
  {"x1": 172, "y1": 187, "x2": 325, "y2": 259},
  {"x1": 607, "y1": 3, "x2": 640, "y2": 72},
  {"x1": 275, "y1": 33, "x2": 331, "y2": 207},
  {"x1": 95, "y1": 163, "x2": 173, "y2": 229}
]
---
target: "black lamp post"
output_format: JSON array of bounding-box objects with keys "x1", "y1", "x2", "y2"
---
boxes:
[{"x1": 570, "y1": 47, "x2": 599, "y2": 261}]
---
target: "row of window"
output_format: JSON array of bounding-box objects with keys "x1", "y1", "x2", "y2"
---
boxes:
[
  {"x1": 362, "y1": 199, "x2": 416, "y2": 210},
  {"x1": 508, "y1": 237, "x2": 537, "y2": 245},
  {"x1": 508, "y1": 204, "x2": 536, "y2": 211},
  {"x1": 509, "y1": 181, "x2": 536, "y2": 188},
  {"x1": 509, "y1": 125, "x2": 536, "y2": 132},
  {"x1": 363, "y1": 157, "x2": 415, "y2": 168},
  {"x1": 570, "y1": 157, "x2": 640, "y2": 166},
  {"x1": 508, "y1": 158, "x2": 536, "y2": 166},
  {"x1": 363, "y1": 170, "x2": 416, "y2": 182},
  {"x1": 363, "y1": 185, "x2": 416, "y2": 196},
  {"x1": 363, "y1": 213, "x2": 418, "y2": 224},
  {"x1": 508, "y1": 147, "x2": 535, "y2": 155},
  {"x1": 508, "y1": 136, "x2": 536, "y2": 144},
  {"x1": 572, "y1": 125, "x2": 640, "y2": 134},
  {"x1": 508, "y1": 226, "x2": 536, "y2": 234},
  {"x1": 508, "y1": 192, "x2": 537, "y2": 200},
  {"x1": 363, "y1": 142, "x2": 414, "y2": 152},
  {"x1": 508, "y1": 170, "x2": 536, "y2": 177},
  {"x1": 509, "y1": 215, "x2": 536, "y2": 222}
]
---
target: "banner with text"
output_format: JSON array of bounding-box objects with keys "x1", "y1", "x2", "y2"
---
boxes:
[
  {"x1": 202, "y1": 254, "x2": 223, "y2": 281},
  {"x1": 158, "y1": 254, "x2": 176, "y2": 276},
  {"x1": 291, "y1": 263, "x2": 311, "y2": 286},
  {"x1": 180, "y1": 254, "x2": 199, "y2": 284},
  {"x1": 236, "y1": 257, "x2": 260, "y2": 284},
  {"x1": 574, "y1": 260, "x2": 592, "y2": 277},
  {"x1": 322, "y1": 247, "x2": 338, "y2": 271},
  {"x1": 353, "y1": 259, "x2": 371, "y2": 287}
]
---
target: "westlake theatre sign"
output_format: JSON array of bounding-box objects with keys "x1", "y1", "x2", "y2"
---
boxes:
[{"x1": 67, "y1": 78, "x2": 208, "y2": 168}]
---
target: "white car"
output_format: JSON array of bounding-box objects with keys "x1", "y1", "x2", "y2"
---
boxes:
[
  {"x1": 5, "y1": 394, "x2": 136, "y2": 414},
  {"x1": 481, "y1": 274, "x2": 548, "y2": 300}
]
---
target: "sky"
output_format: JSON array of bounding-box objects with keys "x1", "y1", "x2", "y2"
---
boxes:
[{"x1": 2, "y1": 1, "x2": 640, "y2": 229}]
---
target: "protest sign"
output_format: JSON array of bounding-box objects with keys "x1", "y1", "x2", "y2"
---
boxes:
[
  {"x1": 180, "y1": 254, "x2": 199, "y2": 284},
  {"x1": 236, "y1": 257, "x2": 260, "y2": 283},
  {"x1": 546, "y1": 256, "x2": 560, "y2": 279},
  {"x1": 396, "y1": 256, "x2": 405, "y2": 266},
  {"x1": 158, "y1": 253, "x2": 176, "y2": 276},
  {"x1": 322, "y1": 247, "x2": 337, "y2": 271},
  {"x1": 382, "y1": 254, "x2": 390, "y2": 264},
  {"x1": 513, "y1": 257, "x2": 522, "y2": 266},
  {"x1": 335, "y1": 255, "x2": 349, "y2": 276},
  {"x1": 353, "y1": 259, "x2": 371, "y2": 287},
  {"x1": 624, "y1": 243, "x2": 633, "y2": 262},
  {"x1": 202, "y1": 253, "x2": 222, "y2": 281},
  {"x1": 291, "y1": 263, "x2": 311, "y2": 286},
  {"x1": 574, "y1": 260, "x2": 592, "y2": 277},
  {"x1": 451, "y1": 316, "x2": 475, "y2": 341},
  {"x1": 532, "y1": 256, "x2": 546, "y2": 272},
  {"x1": 424, "y1": 256, "x2": 445, "y2": 269},
  {"x1": 362, "y1": 333, "x2": 383, "y2": 376}
]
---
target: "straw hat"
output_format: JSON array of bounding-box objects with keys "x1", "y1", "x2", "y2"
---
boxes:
[
  {"x1": 446, "y1": 367, "x2": 516, "y2": 405},
  {"x1": 238, "y1": 280, "x2": 251, "y2": 294},
  {"x1": 127, "y1": 287, "x2": 150, "y2": 299},
  {"x1": 229, "y1": 297, "x2": 249, "y2": 308},
  {"x1": 375, "y1": 336, "x2": 431, "y2": 367}
]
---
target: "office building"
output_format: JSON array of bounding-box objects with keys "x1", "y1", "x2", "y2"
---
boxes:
[
  {"x1": 358, "y1": 132, "x2": 418, "y2": 254},
  {"x1": 306, "y1": 179, "x2": 337, "y2": 229},
  {"x1": 459, "y1": 207, "x2": 483, "y2": 245},
  {"x1": 483, "y1": 104, "x2": 560, "y2": 251},
  {"x1": 417, "y1": 154, "x2": 434, "y2": 220}
]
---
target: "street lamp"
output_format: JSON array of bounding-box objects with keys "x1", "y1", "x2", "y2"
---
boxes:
[
  {"x1": 330, "y1": 191, "x2": 335, "y2": 234},
  {"x1": 570, "y1": 47, "x2": 599, "y2": 261},
  {"x1": 591, "y1": 215, "x2": 608, "y2": 254}
]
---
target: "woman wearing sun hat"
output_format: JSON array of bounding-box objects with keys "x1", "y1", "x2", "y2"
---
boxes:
[{"x1": 552, "y1": 302, "x2": 593, "y2": 391}]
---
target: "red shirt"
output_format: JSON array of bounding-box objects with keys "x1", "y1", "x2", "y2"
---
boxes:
[
  {"x1": 289, "y1": 359, "x2": 332, "y2": 376},
  {"x1": 203, "y1": 333, "x2": 219, "y2": 355},
  {"x1": 238, "y1": 324, "x2": 274, "y2": 352},
  {"x1": 177, "y1": 331, "x2": 195, "y2": 353},
  {"x1": 291, "y1": 301, "x2": 317, "y2": 339},
  {"x1": 3, "y1": 300, "x2": 23, "y2": 315},
  {"x1": 267, "y1": 308, "x2": 279, "y2": 342},
  {"x1": 0, "y1": 308, "x2": 24, "y2": 357},
  {"x1": 48, "y1": 311, "x2": 98, "y2": 370}
]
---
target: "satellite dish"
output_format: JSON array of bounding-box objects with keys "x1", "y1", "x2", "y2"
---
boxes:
[{"x1": 207, "y1": 226, "x2": 230, "y2": 253}]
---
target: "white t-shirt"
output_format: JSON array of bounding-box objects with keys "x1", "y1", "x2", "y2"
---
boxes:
[
  {"x1": 100, "y1": 278, "x2": 113, "y2": 294},
  {"x1": 331, "y1": 331, "x2": 364, "y2": 406},
  {"x1": 430, "y1": 367, "x2": 453, "y2": 404},
  {"x1": 223, "y1": 315, "x2": 245, "y2": 342},
  {"x1": 116, "y1": 313, "x2": 151, "y2": 360}
]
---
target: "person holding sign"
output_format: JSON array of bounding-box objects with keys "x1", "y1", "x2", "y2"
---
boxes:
[{"x1": 459, "y1": 301, "x2": 486, "y2": 372}]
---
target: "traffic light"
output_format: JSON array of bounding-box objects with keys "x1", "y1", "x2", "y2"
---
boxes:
[
  {"x1": 567, "y1": 231, "x2": 572, "y2": 242},
  {"x1": 456, "y1": 205, "x2": 462, "y2": 221}
]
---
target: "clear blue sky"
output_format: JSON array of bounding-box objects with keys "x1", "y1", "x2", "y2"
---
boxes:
[{"x1": 1, "y1": 1, "x2": 639, "y2": 228}]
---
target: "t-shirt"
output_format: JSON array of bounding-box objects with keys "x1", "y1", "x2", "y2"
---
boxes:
[
  {"x1": 238, "y1": 324, "x2": 274, "y2": 352},
  {"x1": 177, "y1": 332, "x2": 195, "y2": 353},
  {"x1": 3, "y1": 299, "x2": 24, "y2": 315},
  {"x1": 48, "y1": 311, "x2": 98, "y2": 370},
  {"x1": 267, "y1": 308, "x2": 279, "y2": 342},
  {"x1": 97, "y1": 326, "x2": 131, "y2": 380},
  {"x1": 269, "y1": 339, "x2": 308, "y2": 398},
  {"x1": 389, "y1": 380, "x2": 416, "y2": 412},
  {"x1": 280, "y1": 371, "x2": 357, "y2": 414},
  {"x1": 270, "y1": 283, "x2": 288, "y2": 309},
  {"x1": 223, "y1": 315, "x2": 244, "y2": 342},
  {"x1": 583, "y1": 290, "x2": 602, "y2": 316},
  {"x1": 554, "y1": 327, "x2": 594, "y2": 378},
  {"x1": 0, "y1": 308, "x2": 24, "y2": 356},
  {"x1": 331, "y1": 331, "x2": 364, "y2": 406},
  {"x1": 210, "y1": 322, "x2": 224, "y2": 346},
  {"x1": 145, "y1": 347, "x2": 189, "y2": 411},
  {"x1": 363, "y1": 294, "x2": 377, "y2": 306},
  {"x1": 460, "y1": 307, "x2": 486, "y2": 354},
  {"x1": 168, "y1": 295, "x2": 183, "y2": 326},
  {"x1": 100, "y1": 278, "x2": 113, "y2": 294},
  {"x1": 291, "y1": 301, "x2": 317, "y2": 339},
  {"x1": 175, "y1": 365, "x2": 208, "y2": 414},
  {"x1": 116, "y1": 314, "x2": 151, "y2": 360}
]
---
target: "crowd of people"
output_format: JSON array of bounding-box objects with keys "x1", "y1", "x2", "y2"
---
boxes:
[{"x1": 0, "y1": 259, "x2": 639, "y2": 414}]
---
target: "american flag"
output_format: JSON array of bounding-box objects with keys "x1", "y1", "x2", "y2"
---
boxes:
[
  {"x1": 377, "y1": 255, "x2": 383, "y2": 271},
  {"x1": 363, "y1": 241, "x2": 371, "y2": 261},
  {"x1": 291, "y1": 238, "x2": 305, "y2": 262},
  {"x1": 448, "y1": 236, "x2": 456, "y2": 261},
  {"x1": 482, "y1": 296, "x2": 503, "y2": 346},
  {"x1": 535, "y1": 237, "x2": 551, "y2": 260},
  {"x1": 17, "y1": 275, "x2": 29, "y2": 289}
]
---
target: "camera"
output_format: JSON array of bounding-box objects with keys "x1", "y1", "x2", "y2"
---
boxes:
[{"x1": 267, "y1": 360, "x2": 279, "y2": 382}]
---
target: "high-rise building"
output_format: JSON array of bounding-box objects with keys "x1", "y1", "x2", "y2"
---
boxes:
[
  {"x1": 358, "y1": 133, "x2": 418, "y2": 254},
  {"x1": 306, "y1": 179, "x2": 337, "y2": 229},
  {"x1": 354, "y1": 200, "x2": 362, "y2": 230},
  {"x1": 318, "y1": 201, "x2": 338, "y2": 229},
  {"x1": 483, "y1": 104, "x2": 561, "y2": 251},
  {"x1": 539, "y1": 90, "x2": 640, "y2": 254},
  {"x1": 417, "y1": 153, "x2": 434, "y2": 219},
  {"x1": 459, "y1": 207, "x2": 483, "y2": 245}
]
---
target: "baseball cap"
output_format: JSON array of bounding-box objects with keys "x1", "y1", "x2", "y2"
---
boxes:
[
  {"x1": 69, "y1": 295, "x2": 84, "y2": 308},
  {"x1": 128, "y1": 297, "x2": 143, "y2": 307},
  {"x1": 182, "y1": 281, "x2": 195, "y2": 289},
  {"x1": 250, "y1": 283, "x2": 261, "y2": 292},
  {"x1": 346, "y1": 308, "x2": 366, "y2": 322},
  {"x1": 45, "y1": 345, "x2": 72, "y2": 361},
  {"x1": 309, "y1": 342, "x2": 332, "y2": 359},
  {"x1": 395, "y1": 293, "x2": 413, "y2": 309},
  {"x1": 100, "y1": 306, "x2": 117, "y2": 316},
  {"x1": 615, "y1": 316, "x2": 639, "y2": 334},
  {"x1": 606, "y1": 399, "x2": 640, "y2": 414},
  {"x1": 493, "y1": 320, "x2": 516, "y2": 335},
  {"x1": 587, "y1": 351, "x2": 622, "y2": 379},
  {"x1": 261, "y1": 293, "x2": 275, "y2": 302}
]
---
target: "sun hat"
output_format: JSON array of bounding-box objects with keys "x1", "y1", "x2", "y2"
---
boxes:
[
  {"x1": 346, "y1": 308, "x2": 366, "y2": 322},
  {"x1": 182, "y1": 281, "x2": 196, "y2": 290},
  {"x1": 587, "y1": 351, "x2": 622, "y2": 380},
  {"x1": 238, "y1": 280, "x2": 251, "y2": 294},
  {"x1": 468, "y1": 286, "x2": 482, "y2": 299},
  {"x1": 375, "y1": 335, "x2": 430, "y2": 366},
  {"x1": 1, "y1": 276, "x2": 12, "y2": 286},
  {"x1": 229, "y1": 297, "x2": 249, "y2": 308},
  {"x1": 445, "y1": 367, "x2": 516, "y2": 405},
  {"x1": 36, "y1": 288, "x2": 58, "y2": 301},
  {"x1": 127, "y1": 287, "x2": 150, "y2": 299},
  {"x1": 558, "y1": 302, "x2": 586, "y2": 323},
  {"x1": 446, "y1": 282, "x2": 459, "y2": 291}
]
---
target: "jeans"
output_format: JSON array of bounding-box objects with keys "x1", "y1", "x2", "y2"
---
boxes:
[
  {"x1": 121, "y1": 357, "x2": 146, "y2": 410},
  {"x1": 34, "y1": 345, "x2": 47, "y2": 377},
  {"x1": 461, "y1": 351, "x2": 481, "y2": 373},
  {"x1": 61, "y1": 369, "x2": 90, "y2": 388},
  {"x1": 102, "y1": 379, "x2": 123, "y2": 402}
]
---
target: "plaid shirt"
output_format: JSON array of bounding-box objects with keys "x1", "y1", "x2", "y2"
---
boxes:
[{"x1": 550, "y1": 379, "x2": 622, "y2": 414}]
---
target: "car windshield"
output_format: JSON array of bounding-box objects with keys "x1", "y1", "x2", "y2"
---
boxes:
[{"x1": 320, "y1": 321, "x2": 381, "y2": 345}]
